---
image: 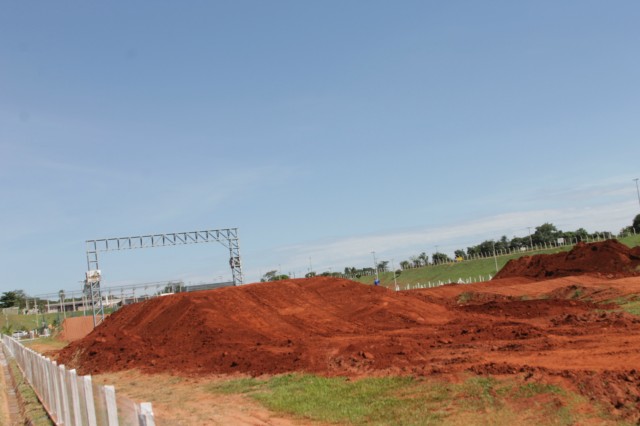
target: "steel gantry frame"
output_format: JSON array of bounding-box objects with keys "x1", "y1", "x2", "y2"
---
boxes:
[{"x1": 85, "y1": 227, "x2": 243, "y2": 327}]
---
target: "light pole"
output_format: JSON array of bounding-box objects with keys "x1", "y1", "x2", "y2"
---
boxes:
[
  {"x1": 527, "y1": 227, "x2": 533, "y2": 249},
  {"x1": 371, "y1": 251, "x2": 379, "y2": 281},
  {"x1": 492, "y1": 241, "x2": 499, "y2": 273},
  {"x1": 391, "y1": 258, "x2": 398, "y2": 289},
  {"x1": 59, "y1": 290, "x2": 66, "y2": 320},
  {"x1": 634, "y1": 178, "x2": 640, "y2": 208}
]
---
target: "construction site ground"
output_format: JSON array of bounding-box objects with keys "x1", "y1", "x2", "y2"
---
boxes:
[{"x1": 42, "y1": 240, "x2": 640, "y2": 423}]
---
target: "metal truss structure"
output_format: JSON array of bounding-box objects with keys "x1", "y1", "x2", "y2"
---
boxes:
[{"x1": 85, "y1": 228, "x2": 243, "y2": 327}]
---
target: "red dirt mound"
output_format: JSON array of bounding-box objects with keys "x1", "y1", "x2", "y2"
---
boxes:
[
  {"x1": 55, "y1": 273, "x2": 640, "y2": 421},
  {"x1": 494, "y1": 239, "x2": 640, "y2": 281},
  {"x1": 56, "y1": 277, "x2": 452, "y2": 376},
  {"x1": 59, "y1": 316, "x2": 97, "y2": 342}
]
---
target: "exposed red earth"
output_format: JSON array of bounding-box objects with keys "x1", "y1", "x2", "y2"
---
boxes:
[
  {"x1": 59, "y1": 316, "x2": 96, "y2": 342},
  {"x1": 56, "y1": 240, "x2": 640, "y2": 421},
  {"x1": 494, "y1": 239, "x2": 640, "y2": 280}
]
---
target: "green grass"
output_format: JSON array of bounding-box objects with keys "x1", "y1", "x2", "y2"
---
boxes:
[
  {"x1": 604, "y1": 295, "x2": 640, "y2": 317},
  {"x1": 622, "y1": 300, "x2": 640, "y2": 316},
  {"x1": 7, "y1": 357, "x2": 53, "y2": 425},
  {"x1": 207, "y1": 373, "x2": 609, "y2": 425},
  {"x1": 352, "y1": 235, "x2": 640, "y2": 289},
  {"x1": 1, "y1": 312, "x2": 63, "y2": 333},
  {"x1": 514, "y1": 382, "x2": 564, "y2": 399},
  {"x1": 22, "y1": 337, "x2": 69, "y2": 351},
  {"x1": 0, "y1": 309, "x2": 100, "y2": 336}
]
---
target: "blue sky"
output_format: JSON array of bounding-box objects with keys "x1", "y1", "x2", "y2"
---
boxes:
[{"x1": 1, "y1": 1, "x2": 639, "y2": 296}]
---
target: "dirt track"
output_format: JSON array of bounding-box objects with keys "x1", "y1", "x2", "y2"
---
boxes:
[{"x1": 56, "y1": 240, "x2": 640, "y2": 421}]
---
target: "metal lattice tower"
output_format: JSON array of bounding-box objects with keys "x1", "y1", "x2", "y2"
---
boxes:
[{"x1": 85, "y1": 228, "x2": 243, "y2": 327}]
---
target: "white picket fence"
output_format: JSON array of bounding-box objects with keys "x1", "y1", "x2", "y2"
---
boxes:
[
  {"x1": 396, "y1": 274, "x2": 493, "y2": 291},
  {"x1": 1, "y1": 335, "x2": 155, "y2": 426}
]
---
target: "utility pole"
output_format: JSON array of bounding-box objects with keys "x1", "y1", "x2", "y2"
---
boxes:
[
  {"x1": 391, "y1": 258, "x2": 398, "y2": 289},
  {"x1": 527, "y1": 227, "x2": 533, "y2": 248},
  {"x1": 371, "y1": 251, "x2": 379, "y2": 281},
  {"x1": 492, "y1": 241, "x2": 499, "y2": 272},
  {"x1": 634, "y1": 178, "x2": 640, "y2": 208}
]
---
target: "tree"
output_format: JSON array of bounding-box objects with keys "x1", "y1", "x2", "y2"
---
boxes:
[
  {"x1": 399, "y1": 260, "x2": 411, "y2": 270},
  {"x1": 261, "y1": 270, "x2": 289, "y2": 282},
  {"x1": 532, "y1": 223, "x2": 560, "y2": 245},
  {"x1": 377, "y1": 261, "x2": 389, "y2": 272},
  {"x1": 509, "y1": 237, "x2": 526, "y2": 250},
  {"x1": 418, "y1": 252, "x2": 429, "y2": 266},
  {"x1": 454, "y1": 249, "x2": 465, "y2": 259},
  {"x1": 633, "y1": 214, "x2": 640, "y2": 233},
  {"x1": 494, "y1": 236, "x2": 509, "y2": 252},
  {"x1": 574, "y1": 228, "x2": 589, "y2": 242},
  {"x1": 432, "y1": 252, "x2": 451, "y2": 264},
  {"x1": 1, "y1": 290, "x2": 27, "y2": 309}
]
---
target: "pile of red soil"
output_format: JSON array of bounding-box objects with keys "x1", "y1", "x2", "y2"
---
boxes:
[
  {"x1": 494, "y1": 239, "x2": 640, "y2": 281},
  {"x1": 59, "y1": 316, "x2": 96, "y2": 342},
  {"x1": 55, "y1": 243, "x2": 640, "y2": 421},
  {"x1": 57, "y1": 277, "x2": 452, "y2": 377}
]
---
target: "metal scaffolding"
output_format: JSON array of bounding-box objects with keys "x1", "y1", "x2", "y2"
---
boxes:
[{"x1": 84, "y1": 228, "x2": 243, "y2": 327}]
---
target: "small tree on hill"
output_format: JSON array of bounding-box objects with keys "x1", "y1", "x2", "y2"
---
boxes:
[
  {"x1": 633, "y1": 214, "x2": 640, "y2": 233},
  {"x1": 432, "y1": 252, "x2": 451, "y2": 264},
  {"x1": 532, "y1": 223, "x2": 561, "y2": 245},
  {"x1": 261, "y1": 270, "x2": 289, "y2": 282}
]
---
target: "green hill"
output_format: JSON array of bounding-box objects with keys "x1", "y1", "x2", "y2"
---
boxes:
[{"x1": 351, "y1": 235, "x2": 640, "y2": 290}]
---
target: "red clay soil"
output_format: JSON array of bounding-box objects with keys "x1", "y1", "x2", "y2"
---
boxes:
[
  {"x1": 59, "y1": 316, "x2": 96, "y2": 342},
  {"x1": 56, "y1": 240, "x2": 640, "y2": 422},
  {"x1": 494, "y1": 239, "x2": 640, "y2": 280}
]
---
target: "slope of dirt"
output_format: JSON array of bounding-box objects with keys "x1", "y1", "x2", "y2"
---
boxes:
[
  {"x1": 494, "y1": 239, "x2": 640, "y2": 280},
  {"x1": 59, "y1": 316, "x2": 96, "y2": 342},
  {"x1": 56, "y1": 241, "x2": 640, "y2": 422}
]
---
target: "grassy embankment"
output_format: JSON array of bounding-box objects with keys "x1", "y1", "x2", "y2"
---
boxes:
[
  {"x1": 351, "y1": 235, "x2": 640, "y2": 289},
  {"x1": 208, "y1": 373, "x2": 619, "y2": 425},
  {"x1": 6, "y1": 358, "x2": 53, "y2": 425}
]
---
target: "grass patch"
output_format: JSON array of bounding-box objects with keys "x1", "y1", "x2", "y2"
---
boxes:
[
  {"x1": 618, "y1": 297, "x2": 640, "y2": 316},
  {"x1": 457, "y1": 292, "x2": 475, "y2": 304},
  {"x1": 211, "y1": 376, "x2": 263, "y2": 394},
  {"x1": 622, "y1": 300, "x2": 640, "y2": 316},
  {"x1": 514, "y1": 382, "x2": 564, "y2": 398},
  {"x1": 207, "y1": 373, "x2": 611, "y2": 425},
  {"x1": 23, "y1": 337, "x2": 69, "y2": 351},
  {"x1": 601, "y1": 295, "x2": 640, "y2": 317},
  {"x1": 7, "y1": 357, "x2": 53, "y2": 425}
]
